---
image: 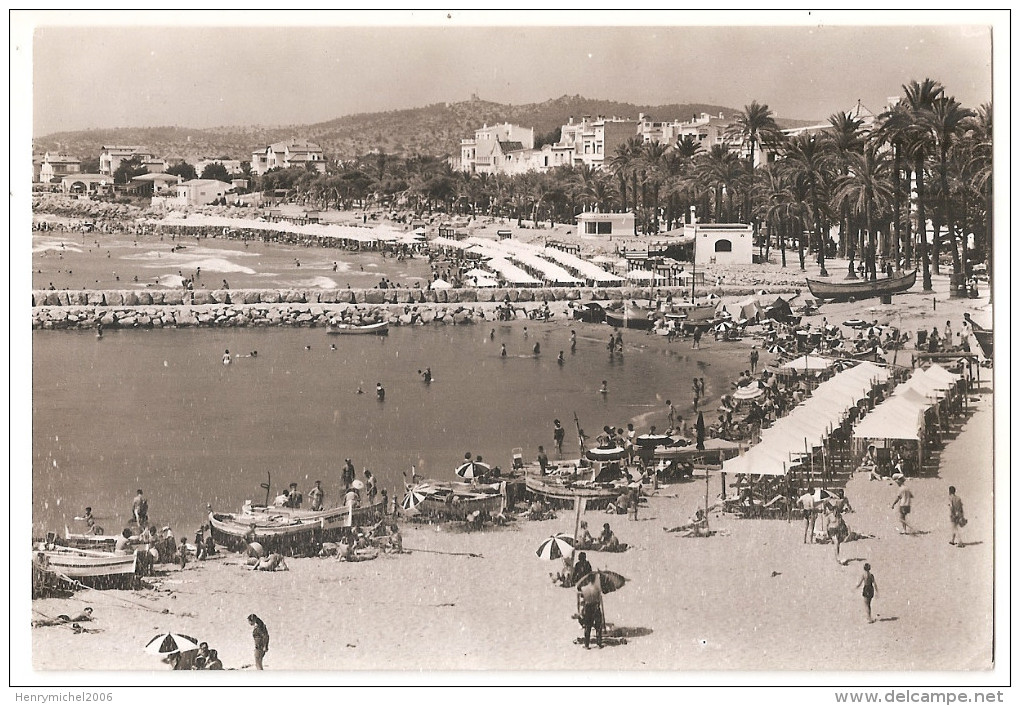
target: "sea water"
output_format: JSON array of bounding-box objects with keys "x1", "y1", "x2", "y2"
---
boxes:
[{"x1": 31, "y1": 324, "x2": 719, "y2": 537}]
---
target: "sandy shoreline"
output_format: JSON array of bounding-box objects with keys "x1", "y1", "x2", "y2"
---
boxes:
[{"x1": 29, "y1": 381, "x2": 993, "y2": 673}]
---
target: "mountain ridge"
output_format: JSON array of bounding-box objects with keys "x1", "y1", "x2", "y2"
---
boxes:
[{"x1": 33, "y1": 94, "x2": 819, "y2": 164}]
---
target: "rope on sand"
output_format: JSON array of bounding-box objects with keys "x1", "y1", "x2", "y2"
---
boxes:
[{"x1": 401, "y1": 546, "x2": 483, "y2": 558}]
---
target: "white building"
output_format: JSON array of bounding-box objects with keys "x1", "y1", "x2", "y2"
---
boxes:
[
  {"x1": 576, "y1": 211, "x2": 636, "y2": 237},
  {"x1": 459, "y1": 123, "x2": 535, "y2": 174},
  {"x1": 686, "y1": 223, "x2": 754, "y2": 265},
  {"x1": 39, "y1": 153, "x2": 82, "y2": 183},
  {"x1": 251, "y1": 140, "x2": 326, "y2": 176},
  {"x1": 99, "y1": 146, "x2": 166, "y2": 175},
  {"x1": 173, "y1": 179, "x2": 233, "y2": 206},
  {"x1": 195, "y1": 158, "x2": 244, "y2": 176}
]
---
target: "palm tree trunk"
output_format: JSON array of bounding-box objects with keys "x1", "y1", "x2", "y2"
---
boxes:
[
  {"x1": 779, "y1": 218, "x2": 787, "y2": 268},
  {"x1": 915, "y1": 156, "x2": 932, "y2": 291}
]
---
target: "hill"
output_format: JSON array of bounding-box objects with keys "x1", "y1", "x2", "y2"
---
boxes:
[{"x1": 33, "y1": 95, "x2": 817, "y2": 164}]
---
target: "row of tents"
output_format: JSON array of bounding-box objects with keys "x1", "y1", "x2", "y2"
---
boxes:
[{"x1": 721, "y1": 362, "x2": 965, "y2": 480}]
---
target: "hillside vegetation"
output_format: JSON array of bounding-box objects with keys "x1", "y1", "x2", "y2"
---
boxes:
[{"x1": 34, "y1": 95, "x2": 814, "y2": 162}]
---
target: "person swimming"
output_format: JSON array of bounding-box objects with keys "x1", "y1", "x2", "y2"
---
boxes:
[{"x1": 222, "y1": 350, "x2": 232, "y2": 365}]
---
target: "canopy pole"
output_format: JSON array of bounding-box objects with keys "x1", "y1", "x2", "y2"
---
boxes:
[{"x1": 704, "y1": 468, "x2": 711, "y2": 533}]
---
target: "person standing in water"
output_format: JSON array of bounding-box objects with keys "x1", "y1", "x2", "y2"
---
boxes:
[
  {"x1": 376, "y1": 383, "x2": 385, "y2": 402},
  {"x1": 570, "y1": 330, "x2": 577, "y2": 353},
  {"x1": 222, "y1": 350, "x2": 232, "y2": 365}
]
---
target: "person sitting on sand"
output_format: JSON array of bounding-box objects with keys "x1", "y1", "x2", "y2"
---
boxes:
[
  {"x1": 572, "y1": 552, "x2": 593, "y2": 586},
  {"x1": 665, "y1": 508, "x2": 709, "y2": 536},
  {"x1": 576, "y1": 521, "x2": 595, "y2": 550},
  {"x1": 856, "y1": 446, "x2": 879, "y2": 476},
  {"x1": 204, "y1": 649, "x2": 223, "y2": 670},
  {"x1": 596, "y1": 523, "x2": 621, "y2": 552},
  {"x1": 252, "y1": 552, "x2": 288, "y2": 572},
  {"x1": 193, "y1": 642, "x2": 211, "y2": 669},
  {"x1": 386, "y1": 524, "x2": 404, "y2": 553}
]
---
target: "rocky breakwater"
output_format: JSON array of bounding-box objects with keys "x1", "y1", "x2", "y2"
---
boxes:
[{"x1": 29, "y1": 284, "x2": 741, "y2": 331}]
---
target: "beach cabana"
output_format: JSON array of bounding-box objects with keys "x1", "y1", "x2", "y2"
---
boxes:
[
  {"x1": 430, "y1": 279, "x2": 453, "y2": 290},
  {"x1": 626, "y1": 269, "x2": 665, "y2": 283},
  {"x1": 779, "y1": 355, "x2": 833, "y2": 374}
]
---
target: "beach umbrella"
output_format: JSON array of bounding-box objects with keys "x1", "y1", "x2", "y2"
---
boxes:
[
  {"x1": 401, "y1": 485, "x2": 429, "y2": 512},
  {"x1": 713, "y1": 320, "x2": 734, "y2": 333},
  {"x1": 842, "y1": 319, "x2": 867, "y2": 328},
  {"x1": 575, "y1": 569, "x2": 627, "y2": 594},
  {"x1": 765, "y1": 342, "x2": 786, "y2": 354},
  {"x1": 536, "y1": 533, "x2": 575, "y2": 561},
  {"x1": 455, "y1": 460, "x2": 491, "y2": 479},
  {"x1": 144, "y1": 633, "x2": 200, "y2": 656},
  {"x1": 351, "y1": 479, "x2": 365, "y2": 491},
  {"x1": 696, "y1": 412, "x2": 705, "y2": 451}
]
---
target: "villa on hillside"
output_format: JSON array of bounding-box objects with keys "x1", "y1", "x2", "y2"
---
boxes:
[
  {"x1": 38, "y1": 152, "x2": 82, "y2": 183},
  {"x1": 251, "y1": 139, "x2": 326, "y2": 176},
  {"x1": 99, "y1": 146, "x2": 168, "y2": 176}
]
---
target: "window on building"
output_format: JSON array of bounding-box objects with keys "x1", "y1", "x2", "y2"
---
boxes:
[
  {"x1": 585, "y1": 221, "x2": 612, "y2": 235},
  {"x1": 714, "y1": 239, "x2": 732, "y2": 253}
]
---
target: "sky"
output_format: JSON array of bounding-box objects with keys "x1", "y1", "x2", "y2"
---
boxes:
[{"x1": 18, "y1": 10, "x2": 998, "y2": 137}]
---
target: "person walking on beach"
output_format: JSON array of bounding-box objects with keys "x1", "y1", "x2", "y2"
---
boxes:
[
  {"x1": 666, "y1": 400, "x2": 676, "y2": 430},
  {"x1": 248, "y1": 614, "x2": 269, "y2": 670},
  {"x1": 692, "y1": 378, "x2": 701, "y2": 411},
  {"x1": 692, "y1": 326, "x2": 703, "y2": 349},
  {"x1": 553, "y1": 419, "x2": 565, "y2": 456},
  {"x1": 750, "y1": 346, "x2": 759, "y2": 374},
  {"x1": 855, "y1": 563, "x2": 878, "y2": 623},
  {"x1": 798, "y1": 486, "x2": 817, "y2": 544},
  {"x1": 892, "y1": 476, "x2": 915, "y2": 534},
  {"x1": 570, "y1": 329, "x2": 577, "y2": 353},
  {"x1": 948, "y1": 486, "x2": 967, "y2": 547}
]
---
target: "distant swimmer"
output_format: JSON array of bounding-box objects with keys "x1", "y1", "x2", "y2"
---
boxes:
[
  {"x1": 357, "y1": 385, "x2": 364, "y2": 395},
  {"x1": 330, "y1": 344, "x2": 337, "y2": 351},
  {"x1": 305, "y1": 345, "x2": 312, "y2": 351},
  {"x1": 533, "y1": 343, "x2": 541, "y2": 356},
  {"x1": 490, "y1": 328, "x2": 496, "y2": 340},
  {"x1": 250, "y1": 351, "x2": 257, "y2": 358},
  {"x1": 599, "y1": 380, "x2": 608, "y2": 395},
  {"x1": 570, "y1": 330, "x2": 577, "y2": 353},
  {"x1": 500, "y1": 344, "x2": 507, "y2": 358},
  {"x1": 419, "y1": 367, "x2": 433, "y2": 384},
  {"x1": 557, "y1": 351, "x2": 564, "y2": 365},
  {"x1": 222, "y1": 349, "x2": 232, "y2": 365},
  {"x1": 96, "y1": 322, "x2": 103, "y2": 339},
  {"x1": 376, "y1": 383, "x2": 385, "y2": 401}
]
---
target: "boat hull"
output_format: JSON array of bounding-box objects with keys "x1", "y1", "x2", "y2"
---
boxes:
[
  {"x1": 524, "y1": 474, "x2": 622, "y2": 510},
  {"x1": 806, "y1": 270, "x2": 916, "y2": 301},
  {"x1": 973, "y1": 329, "x2": 992, "y2": 359},
  {"x1": 209, "y1": 501, "x2": 385, "y2": 554},
  {"x1": 416, "y1": 491, "x2": 503, "y2": 520},
  {"x1": 35, "y1": 547, "x2": 138, "y2": 589},
  {"x1": 326, "y1": 322, "x2": 389, "y2": 335},
  {"x1": 605, "y1": 311, "x2": 656, "y2": 330}
]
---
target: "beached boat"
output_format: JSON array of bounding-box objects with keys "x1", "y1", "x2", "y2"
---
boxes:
[
  {"x1": 414, "y1": 485, "x2": 504, "y2": 521},
  {"x1": 604, "y1": 308, "x2": 656, "y2": 330},
  {"x1": 63, "y1": 527, "x2": 117, "y2": 551},
  {"x1": 326, "y1": 321, "x2": 389, "y2": 335},
  {"x1": 523, "y1": 447, "x2": 638, "y2": 510},
  {"x1": 208, "y1": 500, "x2": 385, "y2": 554},
  {"x1": 571, "y1": 302, "x2": 606, "y2": 324},
  {"x1": 33, "y1": 545, "x2": 138, "y2": 589},
  {"x1": 973, "y1": 329, "x2": 992, "y2": 359},
  {"x1": 806, "y1": 270, "x2": 916, "y2": 301}
]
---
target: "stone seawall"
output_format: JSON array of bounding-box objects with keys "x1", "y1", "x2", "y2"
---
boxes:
[{"x1": 31, "y1": 285, "x2": 795, "y2": 330}]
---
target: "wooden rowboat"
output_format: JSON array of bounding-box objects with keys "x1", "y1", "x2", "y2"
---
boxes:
[
  {"x1": 33, "y1": 545, "x2": 138, "y2": 589},
  {"x1": 806, "y1": 270, "x2": 916, "y2": 301},
  {"x1": 604, "y1": 309, "x2": 656, "y2": 330},
  {"x1": 208, "y1": 500, "x2": 385, "y2": 554},
  {"x1": 64, "y1": 527, "x2": 117, "y2": 551},
  {"x1": 326, "y1": 321, "x2": 389, "y2": 335},
  {"x1": 973, "y1": 329, "x2": 992, "y2": 359}
]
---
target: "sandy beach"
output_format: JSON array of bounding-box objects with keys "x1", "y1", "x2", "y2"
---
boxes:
[
  {"x1": 25, "y1": 208, "x2": 999, "y2": 682},
  {"x1": 28, "y1": 381, "x2": 994, "y2": 674}
]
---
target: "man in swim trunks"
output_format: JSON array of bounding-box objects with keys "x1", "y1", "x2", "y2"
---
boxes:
[{"x1": 891, "y1": 476, "x2": 915, "y2": 534}]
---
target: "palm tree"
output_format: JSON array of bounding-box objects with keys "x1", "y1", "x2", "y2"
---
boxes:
[
  {"x1": 781, "y1": 134, "x2": 835, "y2": 276},
  {"x1": 899, "y1": 78, "x2": 946, "y2": 291},
  {"x1": 963, "y1": 103, "x2": 993, "y2": 300},
  {"x1": 694, "y1": 144, "x2": 743, "y2": 222},
  {"x1": 728, "y1": 101, "x2": 782, "y2": 231},
  {"x1": 927, "y1": 94, "x2": 976, "y2": 280},
  {"x1": 754, "y1": 164, "x2": 796, "y2": 267},
  {"x1": 638, "y1": 142, "x2": 669, "y2": 233},
  {"x1": 823, "y1": 111, "x2": 866, "y2": 275},
  {"x1": 832, "y1": 146, "x2": 895, "y2": 280},
  {"x1": 610, "y1": 138, "x2": 640, "y2": 213}
]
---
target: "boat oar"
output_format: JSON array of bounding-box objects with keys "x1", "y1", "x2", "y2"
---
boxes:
[{"x1": 401, "y1": 546, "x2": 483, "y2": 559}]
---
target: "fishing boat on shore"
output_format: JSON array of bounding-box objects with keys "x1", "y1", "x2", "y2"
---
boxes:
[
  {"x1": 973, "y1": 329, "x2": 993, "y2": 359},
  {"x1": 32, "y1": 545, "x2": 139, "y2": 589},
  {"x1": 63, "y1": 527, "x2": 117, "y2": 551},
  {"x1": 604, "y1": 307, "x2": 656, "y2": 330},
  {"x1": 326, "y1": 320, "x2": 389, "y2": 335},
  {"x1": 806, "y1": 270, "x2": 916, "y2": 301},
  {"x1": 208, "y1": 500, "x2": 385, "y2": 554},
  {"x1": 408, "y1": 480, "x2": 505, "y2": 521}
]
